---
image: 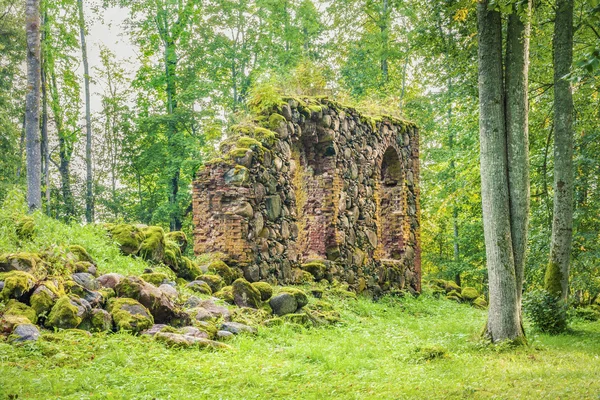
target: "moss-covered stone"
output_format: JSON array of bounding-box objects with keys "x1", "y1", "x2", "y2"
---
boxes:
[
  {"x1": 140, "y1": 272, "x2": 170, "y2": 286},
  {"x1": 139, "y1": 226, "x2": 166, "y2": 263},
  {"x1": 85, "y1": 309, "x2": 113, "y2": 332},
  {"x1": 473, "y1": 296, "x2": 488, "y2": 309},
  {"x1": 282, "y1": 313, "x2": 311, "y2": 326},
  {"x1": 114, "y1": 276, "x2": 143, "y2": 299},
  {"x1": 30, "y1": 281, "x2": 62, "y2": 316},
  {"x1": 251, "y1": 282, "x2": 273, "y2": 301},
  {"x1": 213, "y1": 286, "x2": 234, "y2": 304},
  {"x1": 0, "y1": 252, "x2": 43, "y2": 275},
  {"x1": 331, "y1": 288, "x2": 357, "y2": 300},
  {"x1": 196, "y1": 274, "x2": 224, "y2": 293},
  {"x1": 461, "y1": 287, "x2": 479, "y2": 302},
  {"x1": 444, "y1": 280, "x2": 461, "y2": 293},
  {"x1": 280, "y1": 287, "x2": 309, "y2": 308},
  {"x1": 4, "y1": 300, "x2": 37, "y2": 324},
  {"x1": 46, "y1": 296, "x2": 84, "y2": 329},
  {"x1": 108, "y1": 298, "x2": 154, "y2": 333},
  {"x1": 69, "y1": 245, "x2": 94, "y2": 264},
  {"x1": 186, "y1": 280, "x2": 213, "y2": 295},
  {"x1": 301, "y1": 261, "x2": 327, "y2": 281},
  {"x1": 208, "y1": 260, "x2": 235, "y2": 285},
  {"x1": 232, "y1": 278, "x2": 261, "y2": 308},
  {"x1": 446, "y1": 290, "x2": 462, "y2": 300},
  {"x1": 15, "y1": 216, "x2": 35, "y2": 240},
  {"x1": 0, "y1": 314, "x2": 31, "y2": 334},
  {"x1": 180, "y1": 257, "x2": 203, "y2": 281},
  {"x1": 0, "y1": 270, "x2": 36, "y2": 301},
  {"x1": 108, "y1": 224, "x2": 146, "y2": 255},
  {"x1": 165, "y1": 231, "x2": 188, "y2": 253}
]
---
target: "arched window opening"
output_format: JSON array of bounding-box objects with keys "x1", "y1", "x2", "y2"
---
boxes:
[{"x1": 379, "y1": 146, "x2": 404, "y2": 259}]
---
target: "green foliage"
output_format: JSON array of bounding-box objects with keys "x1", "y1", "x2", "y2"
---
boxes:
[{"x1": 523, "y1": 289, "x2": 570, "y2": 335}]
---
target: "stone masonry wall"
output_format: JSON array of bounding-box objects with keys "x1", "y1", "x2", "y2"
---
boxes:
[{"x1": 192, "y1": 97, "x2": 421, "y2": 295}]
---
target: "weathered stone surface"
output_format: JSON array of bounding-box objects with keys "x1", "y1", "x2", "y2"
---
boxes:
[
  {"x1": 154, "y1": 332, "x2": 230, "y2": 349},
  {"x1": 9, "y1": 323, "x2": 40, "y2": 342},
  {"x1": 115, "y1": 276, "x2": 182, "y2": 324},
  {"x1": 158, "y1": 283, "x2": 178, "y2": 298},
  {"x1": 97, "y1": 273, "x2": 123, "y2": 289},
  {"x1": 194, "y1": 300, "x2": 230, "y2": 321},
  {"x1": 187, "y1": 280, "x2": 212, "y2": 295},
  {"x1": 220, "y1": 321, "x2": 256, "y2": 335},
  {"x1": 269, "y1": 293, "x2": 298, "y2": 316},
  {"x1": 109, "y1": 298, "x2": 154, "y2": 333},
  {"x1": 232, "y1": 278, "x2": 261, "y2": 308},
  {"x1": 72, "y1": 273, "x2": 99, "y2": 291}
]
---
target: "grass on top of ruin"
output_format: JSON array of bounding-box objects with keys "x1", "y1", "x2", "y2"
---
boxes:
[{"x1": 1, "y1": 291, "x2": 599, "y2": 400}]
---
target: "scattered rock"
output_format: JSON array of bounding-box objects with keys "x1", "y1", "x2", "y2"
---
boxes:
[
  {"x1": 158, "y1": 283, "x2": 178, "y2": 298},
  {"x1": 251, "y1": 282, "x2": 273, "y2": 301},
  {"x1": 232, "y1": 278, "x2": 261, "y2": 308},
  {"x1": 109, "y1": 298, "x2": 154, "y2": 333},
  {"x1": 72, "y1": 272, "x2": 99, "y2": 291},
  {"x1": 97, "y1": 273, "x2": 123, "y2": 289},
  {"x1": 107, "y1": 224, "x2": 145, "y2": 255},
  {"x1": 194, "y1": 300, "x2": 231, "y2": 321},
  {"x1": 216, "y1": 330, "x2": 234, "y2": 340},
  {"x1": 220, "y1": 321, "x2": 256, "y2": 335},
  {"x1": 0, "y1": 270, "x2": 36, "y2": 301},
  {"x1": 279, "y1": 287, "x2": 308, "y2": 308},
  {"x1": 46, "y1": 296, "x2": 90, "y2": 330},
  {"x1": 187, "y1": 280, "x2": 213, "y2": 295},
  {"x1": 9, "y1": 323, "x2": 40, "y2": 343},
  {"x1": 208, "y1": 261, "x2": 236, "y2": 285},
  {"x1": 140, "y1": 272, "x2": 169, "y2": 286},
  {"x1": 461, "y1": 287, "x2": 479, "y2": 302},
  {"x1": 270, "y1": 293, "x2": 298, "y2": 316},
  {"x1": 196, "y1": 274, "x2": 224, "y2": 293},
  {"x1": 154, "y1": 332, "x2": 230, "y2": 349},
  {"x1": 4, "y1": 300, "x2": 37, "y2": 324}
]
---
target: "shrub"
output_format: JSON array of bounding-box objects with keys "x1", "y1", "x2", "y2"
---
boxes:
[{"x1": 523, "y1": 289, "x2": 570, "y2": 334}]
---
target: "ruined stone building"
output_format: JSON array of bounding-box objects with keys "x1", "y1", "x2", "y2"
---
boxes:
[{"x1": 192, "y1": 97, "x2": 421, "y2": 294}]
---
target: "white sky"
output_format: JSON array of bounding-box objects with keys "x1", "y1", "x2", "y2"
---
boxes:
[{"x1": 85, "y1": 4, "x2": 136, "y2": 113}]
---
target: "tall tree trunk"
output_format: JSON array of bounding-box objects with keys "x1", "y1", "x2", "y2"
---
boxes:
[
  {"x1": 380, "y1": 0, "x2": 389, "y2": 83},
  {"x1": 547, "y1": 0, "x2": 574, "y2": 299},
  {"x1": 25, "y1": 0, "x2": 42, "y2": 211},
  {"x1": 78, "y1": 0, "x2": 94, "y2": 223},
  {"x1": 505, "y1": 2, "x2": 532, "y2": 307},
  {"x1": 41, "y1": 9, "x2": 50, "y2": 215},
  {"x1": 50, "y1": 68, "x2": 75, "y2": 218},
  {"x1": 477, "y1": 1, "x2": 527, "y2": 343}
]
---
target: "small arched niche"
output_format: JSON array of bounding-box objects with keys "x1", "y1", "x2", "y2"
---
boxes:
[{"x1": 378, "y1": 146, "x2": 404, "y2": 259}]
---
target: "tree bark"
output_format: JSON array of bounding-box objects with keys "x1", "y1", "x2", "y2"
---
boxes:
[
  {"x1": 25, "y1": 0, "x2": 42, "y2": 211},
  {"x1": 547, "y1": 0, "x2": 574, "y2": 300},
  {"x1": 41, "y1": 9, "x2": 50, "y2": 215},
  {"x1": 477, "y1": 0, "x2": 526, "y2": 343},
  {"x1": 78, "y1": 0, "x2": 94, "y2": 223},
  {"x1": 505, "y1": 2, "x2": 532, "y2": 306}
]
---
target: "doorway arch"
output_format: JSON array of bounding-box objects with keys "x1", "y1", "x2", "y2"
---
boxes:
[{"x1": 378, "y1": 146, "x2": 404, "y2": 259}]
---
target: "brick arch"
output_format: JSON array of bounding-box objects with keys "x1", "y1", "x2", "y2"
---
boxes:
[{"x1": 375, "y1": 140, "x2": 406, "y2": 260}]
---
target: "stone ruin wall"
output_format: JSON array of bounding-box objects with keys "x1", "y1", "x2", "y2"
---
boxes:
[{"x1": 193, "y1": 97, "x2": 421, "y2": 295}]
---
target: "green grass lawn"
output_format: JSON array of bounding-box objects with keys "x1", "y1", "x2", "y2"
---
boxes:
[{"x1": 1, "y1": 294, "x2": 599, "y2": 400}]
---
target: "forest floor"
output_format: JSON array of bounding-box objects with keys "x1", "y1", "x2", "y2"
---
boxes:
[{"x1": 1, "y1": 292, "x2": 599, "y2": 399}]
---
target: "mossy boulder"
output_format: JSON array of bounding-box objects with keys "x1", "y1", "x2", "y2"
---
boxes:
[
  {"x1": 196, "y1": 274, "x2": 224, "y2": 293},
  {"x1": 8, "y1": 323, "x2": 40, "y2": 342},
  {"x1": 444, "y1": 280, "x2": 461, "y2": 293},
  {"x1": 282, "y1": 313, "x2": 311, "y2": 326},
  {"x1": 208, "y1": 260, "x2": 235, "y2": 285},
  {"x1": 473, "y1": 296, "x2": 488, "y2": 309},
  {"x1": 69, "y1": 245, "x2": 95, "y2": 264},
  {"x1": 15, "y1": 216, "x2": 36, "y2": 240},
  {"x1": 4, "y1": 300, "x2": 37, "y2": 324},
  {"x1": 269, "y1": 293, "x2": 298, "y2": 316},
  {"x1": 0, "y1": 252, "x2": 42, "y2": 275},
  {"x1": 97, "y1": 273, "x2": 124, "y2": 289},
  {"x1": 251, "y1": 282, "x2": 273, "y2": 301},
  {"x1": 72, "y1": 272, "x2": 99, "y2": 291},
  {"x1": 73, "y1": 261, "x2": 97, "y2": 276},
  {"x1": 174, "y1": 257, "x2": 202, "y2": 281},
  {"x1": 46, "y1": 296, "x2": 90, "y2": 329},
  {"x1": 0, "y1": 270, "x2": 36, "y2": 301},
  {"x1": 0, "y1": 314, "x2": 31, "y2": 334},
  {"x1": 165, "y1": 231, "x2": 188, "y2": 253},
  {"x1": 108, "y1": 224, "x2": 146, "y2": 255},
  {"x1": 80, "y1": 309, "x2": 113, "y2": 332},
  {"x1": 186, "y1": 280, "x2": 213, "y2": 295},
  {"x1": 280, "y1": 287, "x2": 309, "y2": 308},
  {"x1": 30, "y1": 281, "x2": 63, "y2": 316},
  {"x1": 301, "y1": 261, "x2": 327, "y2": 281},
  {"x1": 232, "y1": 278, "x2": 262, "y2": 308},
  {"x1": 154, "y1": 331, "x2": 230, "y2": 349},
  {"x1": 461, "y1": 287, "x2": 479, "y2": 302},
  {"x1": 214, "y1": 286, "x2": 234, "y2": 304},
  {"x1": 109, "y1": 298, "x2": 154, "y2": 333},
  {"x1": 140, "y1": 272, "x2": 170, "y2": 286},
  {"x1": 139, "y1": 226, "x2": 166, "y2": 263},
  {"x1": 447, "y1": 290, "x2": 462, "y2": 300},
  {"x1": 115, "y1": 276, "x2": 181, "y2": 324}
]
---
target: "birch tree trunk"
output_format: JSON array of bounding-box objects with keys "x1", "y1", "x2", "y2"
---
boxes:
[
  {"x1": 25, "y1": 0, "x2": 42, "y2": 211},
  {"x1": 547, "y1": 0, "x2": 574, "y2": 299},
  {"x1": 78, "y1": 0, "x2": 94, "y2": 223}
]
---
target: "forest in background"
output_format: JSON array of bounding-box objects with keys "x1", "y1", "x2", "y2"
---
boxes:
[{"x1": 1, "y1": 0, "x2": 599, "y2": 300}]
